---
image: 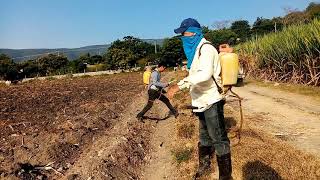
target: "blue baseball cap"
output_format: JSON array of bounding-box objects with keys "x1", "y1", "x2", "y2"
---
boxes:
[{"x1": 174, "y1": 18, "x2": 201, "y2": 34}]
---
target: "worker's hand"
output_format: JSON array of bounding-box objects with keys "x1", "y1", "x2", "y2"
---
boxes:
[{"x1": 167, "y1": 84, "x2": 180, "y2": 99}]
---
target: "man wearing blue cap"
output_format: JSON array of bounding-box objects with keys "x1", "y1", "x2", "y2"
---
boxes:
[{"x1": 168, "y1": 18, "x2": 232, "y2": 180}]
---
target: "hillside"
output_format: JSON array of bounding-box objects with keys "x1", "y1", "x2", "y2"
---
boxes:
[
  {"x1": 0, "y1": 39, "x2": 164, "y2": 62},
  {"x1": 0, "y1": 45, "x2": 110, "y2": 62}
]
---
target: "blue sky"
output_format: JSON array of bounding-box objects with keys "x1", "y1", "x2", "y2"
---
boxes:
[{"x1": 0, "y1": 0, "x2": 318, "y2": 49}]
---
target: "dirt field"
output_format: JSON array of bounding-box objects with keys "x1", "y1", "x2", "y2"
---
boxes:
[
  {"x1": 0, "y1": 73, "x2": 155, "y2": 179},
  {"x1": 1, "y1": 71, "x2": 320, "y2": 180}
]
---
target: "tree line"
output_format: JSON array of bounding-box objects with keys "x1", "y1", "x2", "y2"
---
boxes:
[{"x1": 1, "y1": 2, "x2": 319, "y2": 81}]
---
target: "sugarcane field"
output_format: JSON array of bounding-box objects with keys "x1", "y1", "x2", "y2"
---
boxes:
[{"x1": 1, "y1": 1, "x2": 320, "y2": 180}]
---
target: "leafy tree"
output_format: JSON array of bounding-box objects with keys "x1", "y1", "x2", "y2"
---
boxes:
[
  {"x1": 37, "y1": 54, "x2": 68, "y2": 75},
  {"x1": 251, "y1": 17, "x2": 275, "y2": 36},
  {"x1": 68, "y1": 60, "x2": 86, "y2": 73},
  {"x1": 104, "y1": 36, "x2": 155, "y2": 68},
  {"x1": 306, "y1": 2, "x2": 320, "y2": 19},
  {"x1": 282, "y1": 11, "x2": 310, "y2": 26},
  {"x1": 271, "y1": 17, "x2": 284, "y2": 32},
  {"x1": 20, "y1": 60, "x2": 38, "y2": 78},
  {"x1": 0, "y1": 54, "x2": 23, "y2": 81},
  {"x1": 0, "y1": 53, "x2": 11, "y2": 63},
  {"x1": 0, "y1": 54, "x2": 13, "y2": 76},
  {"x1": 108, "y1": 48, "x2": 135, "y2": 68},
  {"x1": 204, "y1": 29, "x2": 237, "y2": 48},
  {"x1": 230, "y1": 20, "x2": 251, "y2": 42},
  {"x1": 0, "y1": 54, "x2": 14, "y2": 79},
  {"x1": 79, "y1": 53, "x2": 90, "y2": 62},
  {"x1": 91, "y1": 55, "x2": 103, "y2": 64},
  {"x1": 160, "y1": 37, "x2": 185, "y2": 66},
  {"x1": 201, "y1": 26, "x2": 210, "y2": 34},
  {"x1": 76, "y1": 53, "x2": 103, "y2": 65}
]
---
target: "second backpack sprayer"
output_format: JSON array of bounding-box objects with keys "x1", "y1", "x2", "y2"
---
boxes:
[{"x1": 219, "y1": 44, "x2": 244, "y2": 144}]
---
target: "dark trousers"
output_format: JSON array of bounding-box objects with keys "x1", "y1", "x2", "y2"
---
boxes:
[
  {"x1": 195, "y1": 100, "x2": 230, "y2": 156},
  {"x1": 137, "y1": 89, "x2": 176, "y2": 117}
]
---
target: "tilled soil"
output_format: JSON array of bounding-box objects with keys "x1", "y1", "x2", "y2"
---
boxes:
[{"x1": 0, "y1": 73, "x2": 152, "y2": 179}]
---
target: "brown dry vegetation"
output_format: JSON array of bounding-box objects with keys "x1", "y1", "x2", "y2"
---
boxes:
[{"x1": 170, "y1": 71, "x2": 320, "y2": 180}]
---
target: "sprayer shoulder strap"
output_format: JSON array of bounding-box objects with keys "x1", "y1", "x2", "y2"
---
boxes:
[
  {"x1": 198, "y1": 42, "x2": 214, "y2": 58},
  {"x1": 198, "y1": 42, "x2": 223, "y2": 94}
]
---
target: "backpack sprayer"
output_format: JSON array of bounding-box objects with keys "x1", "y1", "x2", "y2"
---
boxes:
[{"x1": 219, "y1": 44, "x2": 244, "y2": 145}]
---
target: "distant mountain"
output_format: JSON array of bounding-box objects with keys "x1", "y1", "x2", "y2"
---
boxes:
[
  {"x1": 0, "y1": 39, "x2": 164, "y2": 62},
  {"x1": 0, "y1": 44, "x2": 110, "y2": 62}
]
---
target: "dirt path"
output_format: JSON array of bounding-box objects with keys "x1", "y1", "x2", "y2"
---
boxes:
[
  {"x1": 140, "y1": 101, "x2": 178, "y2": 180},
  {"x1": 140, "y1": 71, "x2": 179, "y2": 180},
  {"x1": 232, "y1": 83, "x2": 320, "y2": 157}
]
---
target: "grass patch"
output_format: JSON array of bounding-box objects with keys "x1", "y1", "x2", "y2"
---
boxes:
[
  {"x1": 0, "y1": 83, "x2": 9, "y2": 88},
  {"x1": 65, "y1": 73, "x2": 73, "y2": 79},
  {"x1": 172, "y1": 147, "x2": 193, "y2": 164},
  {"x1": 86, "y1": 64, "x2": 106, "y2": 72},
  {"x1": 23, "y1": 78, "x2": 41, "y2": 84},
  {"x1": 46, "y1": 76, "x2": 57, "y2": 81},
  {"x1": 173, "y1": 88, "x2": 189, "y2": 102},
  {"x1": 173, "y1": 92, "x2": 185, "y2": 101},
  {"x1": 178, "y1": 124, "x2": 195, "y2": 139},
  {"x1": 71, "y1": 74, "x2": 91, "y2": 79},
  {"x1": 78, "y1": 75, "x2": 91, "y2": 78}
]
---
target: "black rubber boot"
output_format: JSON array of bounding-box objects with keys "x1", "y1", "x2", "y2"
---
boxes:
[
  {"x1": 169, "y1": 109, "x2": 179, "y2": 118},
  {"x1": 193, "y1": 143, "x2": 215, "y2": 179},
  {"x1": 217, "y1": 153, "x2": 233, "y2": 180},
  {"x1": 136, "y1": 114, "x2": 145, "y2": 123}
]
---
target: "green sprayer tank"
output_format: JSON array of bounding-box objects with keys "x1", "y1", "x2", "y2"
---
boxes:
[{"x1": 219, "y1": 52, "x2": 239, "y2": 86}]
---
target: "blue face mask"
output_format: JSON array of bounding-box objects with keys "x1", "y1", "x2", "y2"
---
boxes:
[{"x1": 180, "y1": 27, "x2": 204, "y2": 69}]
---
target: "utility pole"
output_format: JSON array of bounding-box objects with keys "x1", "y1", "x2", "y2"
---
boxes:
[
  {"x1": 274, "y1": 22, "x2": 277, "y2": 32},
  {"x1": 154, "y1": 40, "x2": 157, "y2": 54}
]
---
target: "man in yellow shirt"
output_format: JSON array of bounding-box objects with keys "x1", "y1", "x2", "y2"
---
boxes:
[{"x1": 143, "y1": 66, "x2": 152, "y2": 89}]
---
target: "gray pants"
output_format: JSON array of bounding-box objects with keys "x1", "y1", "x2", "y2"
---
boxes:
[{"x1": 195, "y1": 100, "x2": 230, "y2": 156}]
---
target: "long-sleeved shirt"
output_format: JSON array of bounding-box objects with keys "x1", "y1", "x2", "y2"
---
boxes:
[
  {"x1": 177, "y1": 38, "x2": 223, "y2": 112},
  {"x1": 148, "y1": 69, "x2": 167, "y2": 90}
]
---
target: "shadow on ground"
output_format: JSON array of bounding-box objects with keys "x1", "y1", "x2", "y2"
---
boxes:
[
  {"x1": 143, "y1": 114, "x2": 171, "y2": 123},
  {"x1": 242, "y1": 160, "x2": 283, "y2": 180},
  {"x1": 225, "y1": 116, "x2": 238, "y2": 130}
]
